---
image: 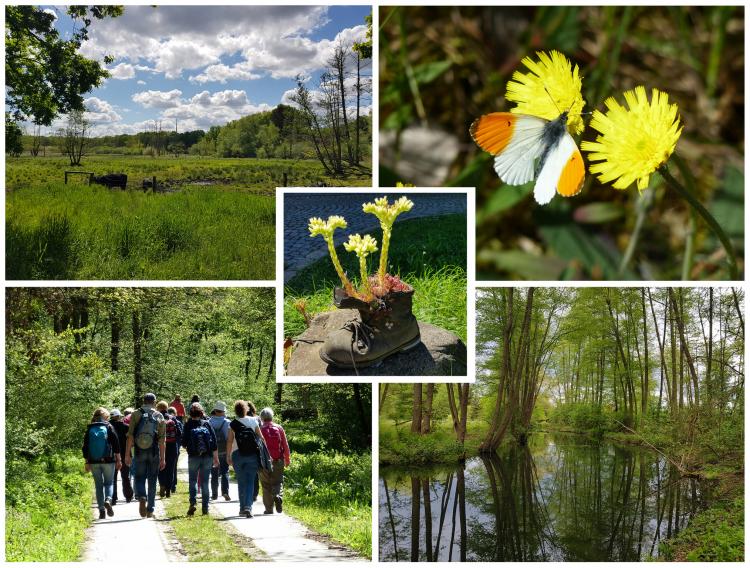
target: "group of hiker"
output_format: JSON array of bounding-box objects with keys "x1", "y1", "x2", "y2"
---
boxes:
[{"x1": 83, "y1": 393, "x2": 291, "y2": 520}]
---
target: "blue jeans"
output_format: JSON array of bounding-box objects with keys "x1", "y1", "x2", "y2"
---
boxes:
[
  {"x1": 188, "y1": 454, "x2": 212, "y2": 510},
  {"x1": 211, "y1": 453, "x2": 230, "y2": 497},
  {"x1": 134, "y1": 451, "x2": 160, "y2": 513},
  {"x1": 232, "y1": 450, "x2": 259, "y2": 512},
  {"x1": 159, "y1": 443, "x2": 178, "y2": 493},
  {"x1": 90, "y1": 462, "x2": 115, "y2": 511}
]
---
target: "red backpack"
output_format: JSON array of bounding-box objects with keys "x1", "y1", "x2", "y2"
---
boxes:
[
  {"x1": 165, "y1": 416, "x2": 177, "y2": 443},
  {"x1": 261, "y1": 423, "x2": 284, "y2": 460}
]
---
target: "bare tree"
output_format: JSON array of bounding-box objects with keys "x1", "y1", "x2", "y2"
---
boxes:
[
  {"x1": 30, "y1": 123, "x2": 43, "y2": 157},
  {"x1": 58, "y1": 110, "x2": 90, "y2": 166}
]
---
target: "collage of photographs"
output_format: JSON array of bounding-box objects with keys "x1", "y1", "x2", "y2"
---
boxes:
[{"x1": 2, "y1": 2, "x2": 745, "y2": 565}]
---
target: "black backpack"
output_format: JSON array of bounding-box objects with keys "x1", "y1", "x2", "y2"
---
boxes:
[
  {"x1": 186, "y1": 420, "x2": 212, "y2": 457},
  {"x1": 231, "y1": 419, "x2": 259, "y2": 456}
]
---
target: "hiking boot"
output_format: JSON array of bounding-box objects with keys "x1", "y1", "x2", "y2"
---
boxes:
[
  {"x1": 187, "y1": 504, "x2": 196, "y2": 516},
  {"x1": 165, "y1": 490, "x2": 171, "y2": 498},
  {"x1": 263, "y1": 510, "x2": 273, "y2": 515},
  {"x1": 147, "y1": 511, "x2": 154, "y2": 518},
  {"x1": 138, "y1": 498, "x2": 147, "y2": 518},
  {"x1": 202, "y1": 508, "x2": 209, "y2": 515},
  {"x1": 99, "y1": 509, "x2": 106, "y2": 520},
  {"x1": 211, "y1": 494, "x2": 218, "y2": 501},
  {"x1": 223, "y1": 493, "x2": 231, "y2": 501},
  {"x1": 274, "y1": 496, "x2": 283, "y2": 513},
  {"x1": 160, "y1": 487, "x2": 166, "y2": 498},
  {"x1": 320, "y1": 287, "x2": 420, "y2": 369},
  {"x1": 104, "y1": 500, "x2": 114, "y2": 517},
  {"x1": 244, "y1": 507, "x2": 253, "y2": 518}
]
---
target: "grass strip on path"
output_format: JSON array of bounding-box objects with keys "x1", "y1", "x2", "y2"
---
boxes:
[
  {"x1": 284, "y1": 501, "x2": 372, "y2": 559},
  {"x1": 161, "y1": 490, "x2": 258, "y2": 562}
]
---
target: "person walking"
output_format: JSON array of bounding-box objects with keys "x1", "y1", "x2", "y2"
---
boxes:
[
  {"x1": 184, "y1": 402, "x2": 219, "y2": 516},
  {"x1": 208, "y1": 402, "x2": 231, "y2": 501},
  {"x1": 166, "y1": 406, "x2": 183, "y2": 494},
  {"x1": 109, "y1": 409, "x2": 133, "y2": 504},
  {"x1": 259, "y1": 407, "x2": 291, "y2": 514},
  {"x1": 227, "y1": 400, "x2": 264, "y2": 518},
  {"x1": 170, "y1": 394, "x2": 186, "y2": 424},
  {"x1": 247, "y1": 401, "x2": 260, "y2": 502},
  {"x1": 156, "y1": 401, "x2": 179, "y2": 498},
  {"x1": 83, "y1": 407, "x2": 121, "y2": 520},
  {"x1": 125, "y1": 393, "x2": 166, "y2": 519}
]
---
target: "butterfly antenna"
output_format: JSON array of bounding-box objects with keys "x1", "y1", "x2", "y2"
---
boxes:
[{"x1": 544, "y1": 85, "x2": 562, "y2": 114}]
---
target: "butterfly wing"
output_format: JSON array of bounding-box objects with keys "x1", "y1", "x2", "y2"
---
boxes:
[
  {"x1": 533, "y1": 132, "x2": 585, "y2": 205},
  {"x1": 470, "y1": 113, "x2": 547, "y2": 186}
]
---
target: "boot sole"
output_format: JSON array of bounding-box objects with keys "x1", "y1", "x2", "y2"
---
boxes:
[{"x1": 320, "y1": 334, "x2": 421, "y2": 369}]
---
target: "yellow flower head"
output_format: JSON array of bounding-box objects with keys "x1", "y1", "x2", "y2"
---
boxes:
[
  {"x1": 344, "y1": 233, "x2": 378, "y2": 257},
  {"x1": 505, "y1": 50, "x2": 586, "y2": 135},
  {"x1": 308, "y1": 215, "x2": 347, "y2": 238},
  {"x1": 581, "y1": 86, "x2": 682, "y2": 191},
  {"x1": 362, "y1": 196, "x2": 414, "y2": 227},
  {"x1": 395, "y1": 182, "x2": 415, "y2": 187}
]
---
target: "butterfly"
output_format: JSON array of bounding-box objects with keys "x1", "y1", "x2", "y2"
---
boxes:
[{"x1": 470, "y1": 110, "x2": 585, "y2": 205}]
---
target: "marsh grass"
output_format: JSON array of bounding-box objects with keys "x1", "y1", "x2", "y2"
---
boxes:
[
  {"x1": 285, "y1": 214, "x2": 467, "y2": 340},
  {"x1": 7, "y1": 184, "x2": 275, "y2": 279}
]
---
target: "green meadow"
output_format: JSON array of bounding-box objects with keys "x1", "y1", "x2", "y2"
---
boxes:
[{"x1": 6, "y1": 156, "x2": 371, "y2": 280}]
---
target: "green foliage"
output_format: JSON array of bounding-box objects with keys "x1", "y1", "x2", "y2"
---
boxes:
[
  {"x1": 5, "y1": 5, "x2": 122, "y2": 125},
  {"x1": 285, "y1": 452, "x2": 372, "y2": 557},
  {"x1": 658, "y1": 497, "x2": 744, "y2": 561},
  {"x1": 5, "y1": 114, "x2": 24, "y2": 157},
  {"x1": 549, "y1": 402, "x2": 617, "y2": 434},
  {"x1": 380, "y1": 424, "x2": 466, "y2": 465},
  {"x1": 5, "y1": 452, "x2": 91, "y2": 561}
]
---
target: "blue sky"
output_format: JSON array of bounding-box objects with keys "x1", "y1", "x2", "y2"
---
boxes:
[{"x1": 42, "y1": 5, "x2": 371, "y2": 134}]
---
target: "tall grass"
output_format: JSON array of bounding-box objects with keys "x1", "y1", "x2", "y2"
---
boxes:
[
  {"x1": 7, "y1": 184, "x2": 275, "y2": 279},
  {"x1": 6, "y1": 453, "x2": 91, "y2": 562},
  {"x1": 284, "y1": 452, "x2": 372, "y2": 557}
]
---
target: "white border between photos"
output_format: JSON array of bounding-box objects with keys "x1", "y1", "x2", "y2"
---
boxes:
[{"x1": 276, "y1": 187, "x2": 476, "y2": 384}]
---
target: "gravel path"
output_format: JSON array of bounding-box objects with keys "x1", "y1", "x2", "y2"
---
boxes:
[{"x1": 283, "y1": 192, "x2": 466, "y2": 282}]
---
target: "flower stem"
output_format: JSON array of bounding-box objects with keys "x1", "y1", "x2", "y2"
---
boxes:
[
  {"x1": 326, "y1": 237, "x2": 354, "y2": 294},
  {"x1": 359, "y1": 255, "x2": 371, "y2": 300},
  {"x1": 378, "y1": 225, "x2": 391, "y2": 288},
  {"x1": 659, "y1": 165, "x2": 739, "y2": 280},
  {"x1": 618, "y1": 185, "x2": 653, "y2": 278},
  {"x1": 672, "y1": 154, "x2": 698, "y2": 280}
]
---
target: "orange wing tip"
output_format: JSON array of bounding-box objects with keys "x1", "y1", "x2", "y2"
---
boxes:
[
  {"x1": 470, "y1": 113, "x2": 517, "y2": 155},
  {"x1": 557, "y1": 149, "x2": 586, "y2": 197}
]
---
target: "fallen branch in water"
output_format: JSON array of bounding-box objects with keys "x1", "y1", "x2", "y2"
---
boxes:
[{"x1": 612, "y1": 420, "x2": 699, "y2": 477}]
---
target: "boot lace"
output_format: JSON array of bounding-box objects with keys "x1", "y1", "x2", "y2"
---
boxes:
[{"x1": 343, "y1": 319, "x2": 376, "y2": 375}]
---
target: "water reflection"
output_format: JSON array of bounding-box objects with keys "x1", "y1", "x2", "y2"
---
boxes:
[{"x1": 379, "y1": 434, "x2": 707, "y2": 561}]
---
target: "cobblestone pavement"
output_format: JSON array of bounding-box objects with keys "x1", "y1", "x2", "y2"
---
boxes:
[{"x1": 284, "y1": 192, "x2": 467, "y2": 282}]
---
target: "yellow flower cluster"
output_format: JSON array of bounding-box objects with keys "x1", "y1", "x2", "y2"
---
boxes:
[
  {"x1": 362, "y1": 196, "x2": 414, "y2": 226},
  {"x1": 344, "y1": 233, "x2": 378, "y2": 257},
  {"x1": 307, "y1": 215, "x2": 347, "y2": 238}
]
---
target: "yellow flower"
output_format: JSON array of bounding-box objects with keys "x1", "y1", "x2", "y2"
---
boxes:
[
  {"x1": 308, "y1": 215, "x2": 347, "y2": 237},
  {"x1": 362, "y1": 195, "x2": 414, "y2": 287},
  {"x1": 581, "y1": 86, "x2": 682, "y2": 191},
  {"x1": 344, "y1": 233, "x2": 378, "y2": 257},
  {"x1": 505, "y1": 50, "x2": 586, "y2": 135}
]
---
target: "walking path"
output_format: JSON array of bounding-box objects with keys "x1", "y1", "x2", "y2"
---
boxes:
[
  {"x1": 283, "y1": 192, "x2": 466, "y2": 282},
  {"x1": 175, "y1": 453, "x2": 361, "y2": 562},
  {"x1": 82, "y1": 487, "x2": 184, "y2": 562}
]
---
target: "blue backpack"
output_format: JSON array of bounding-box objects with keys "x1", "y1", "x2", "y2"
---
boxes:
[
  {"x1": 187, "y1": 421, "x2": 211, "y2": 456},
  {"x1": 88, "y1": 423, "x2": 111, "y2": 462}
]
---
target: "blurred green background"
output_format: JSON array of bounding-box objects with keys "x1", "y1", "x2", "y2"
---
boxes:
[{"x1": 379, "y1": 6, "x2": 744, "y2": 280}]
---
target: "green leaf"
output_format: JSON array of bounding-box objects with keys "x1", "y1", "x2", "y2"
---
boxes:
[
  {"x1": 572, "y1": 202, "x2": 625, "y2": 224},
  {"x1": 477, "y1": 250, "x2": 567, "y2": 280},
  {"x1": 478, "y1": 183, "x2": 533, "y2": 222},
  {"x1": 411, "y1": 60, "x2": 452, "y2": 85}
]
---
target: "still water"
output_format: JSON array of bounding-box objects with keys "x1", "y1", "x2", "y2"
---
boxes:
[{"x1": 379, "y1": 434, "x2": 709, "y2": 561}]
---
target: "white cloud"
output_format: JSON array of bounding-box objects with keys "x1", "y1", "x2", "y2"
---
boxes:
[
  {"x1": 78, "y1": 6, "x2": 367, "y2": 81},
  {"x1": 189, "y1": 62, "x2": 262, "y2": 84},
  {"x1": 83, "y1": 97, "x2": 122, "y2": 123},
  {"x1": 132, "y1": 89, "x2": 183, "y2": 109},
  {"x1": 137, "y1": 80, "x2": 146, "y2": 85},
  {"x1": 43, "y1": 8, "x2": 58, "y2": 22},
  {"x1": 107, "y1": 62, "x2": 135, "y2": 80}
]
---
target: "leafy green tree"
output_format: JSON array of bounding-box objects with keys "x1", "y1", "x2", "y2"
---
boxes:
[
  {"x1": 5, "y1": 113, "x2": 24, "y2": 157},
  {"x1": 5, "y1": 5, "x2": 123, "y2": 125}
]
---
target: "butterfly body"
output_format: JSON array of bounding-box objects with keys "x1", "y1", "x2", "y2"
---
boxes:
[{"x1": 471, "y1": 110, "x2": 585, "y2": 205}]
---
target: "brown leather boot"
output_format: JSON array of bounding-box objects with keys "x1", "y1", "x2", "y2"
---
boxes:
[{"x1": 319, "y1": 287, "x2": 421, "y2": 369}]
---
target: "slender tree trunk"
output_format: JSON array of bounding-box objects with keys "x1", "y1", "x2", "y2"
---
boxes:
[
  {"x1": 411, "y1": 384, "x2": 423, "y2": 434},
  {"x1": 132, "y1": 310, "x2": 143, "y2": 403},
  {"x1": 109, "y1": 307, "x2": 120, "y2": 372},
  {"x1": 421, "y1": 383, "x2": 434, "y2": 433}
]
